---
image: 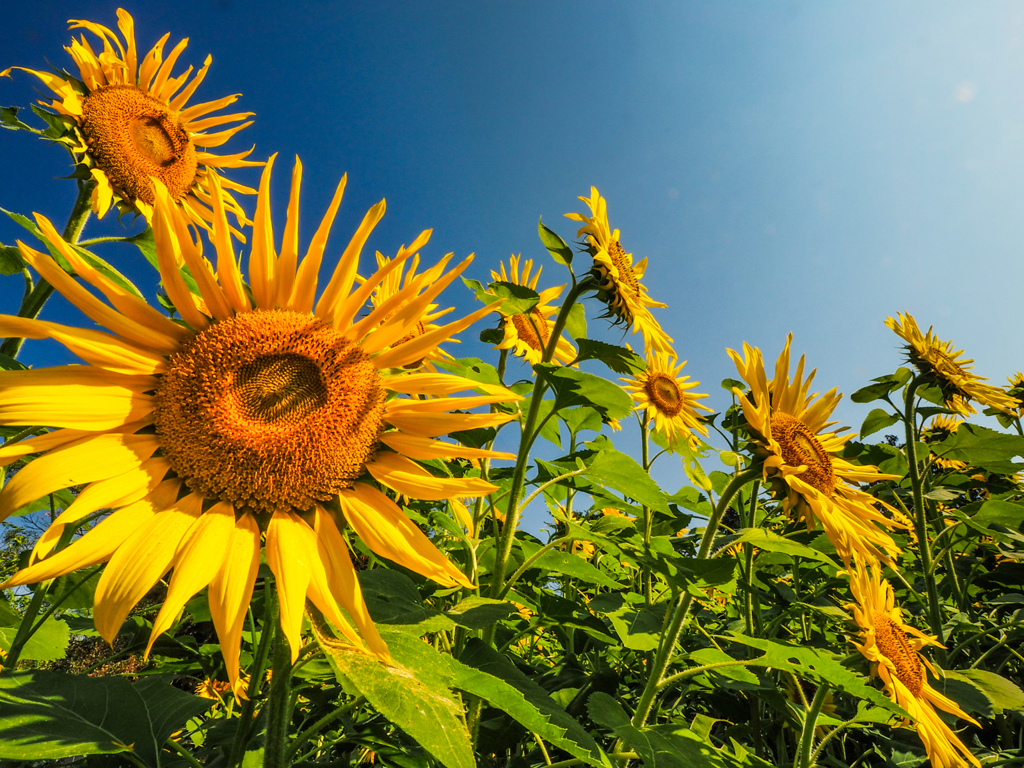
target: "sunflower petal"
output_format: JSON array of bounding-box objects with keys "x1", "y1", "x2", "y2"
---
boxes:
[
  {"x1": 265, "y1": 511, "x2": 313, "y2": 662},
  {"x1": 366, "y1": 452, "x2": 497, "y2": 500}
]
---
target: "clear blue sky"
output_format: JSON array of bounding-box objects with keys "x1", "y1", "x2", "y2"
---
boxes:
[{"x1": 3, "y1": 2, "x2": 1023, "y2": 513}]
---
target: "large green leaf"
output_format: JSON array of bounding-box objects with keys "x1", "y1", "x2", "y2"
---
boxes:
[
  {"x1": 585, "y1": 448, "x2": 669, "y2": 513},
  {"x1": 489, "y1": 281, "x2": 541, "y2": 316},
  {"x1": 971, "y1": 500, "x2": 1024, "y2": 532},
  {"x1": 0, "y1": 618, "x2": 69, "y2": 662},
  {"x1": 860, "y1": 408, "x2": 900, "y2": 439},
  {"x1": 722, "y1": 528, "x2": 839, "y2": 568},
  {"x1": 933, "y1": 424, "x2": 1024, "y2": 475},
  {"x1": 574, "y1": 339, "x2": 646, "y2": 374},
  {"x1": 538, "y1": 217, "x2": 573, "y2": 268},
  {"x1": 0, "y1": 244, "x2": 24, "y2": 276},
  {"x1": 519, "y1": 540, "x2": 621, "y2": 588},
  {"x1": 540, "y1": 366, "x2": 633, "y2": 419},
  {"x1": 0, "y1": 671, "x2": 211, "y2": 766},
  {"x1": 849, "y1": 369, "x2": 912, "y2": 404},
  {"x1": 945, "y1": 669, "x2": 1024, "y2": 715}
]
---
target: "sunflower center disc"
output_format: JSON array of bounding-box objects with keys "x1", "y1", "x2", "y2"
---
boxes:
[
  {"x1": 81, "y1": 84, "x2": 198, "y2": 204},
  {"x1": 607, "y1": 240, "x2": 641, "y2": 297},
  {"x1": 769, "y1": 412, "x2": 836, "y2": 495},
  {"x1": 873, "y1": 614, "x2": 923, "y2": 696},
  {"x1": 155, "y1": 310, "x2": 385, "y2": 516},
  {"x1": 645, "y1": 373, "x2": 683, "y2": 417},
  {"x1": 511, "y1": 309, "x2": 550, "y2": 351}
]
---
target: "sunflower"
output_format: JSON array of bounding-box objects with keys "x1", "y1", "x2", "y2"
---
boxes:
[
  {"x1": 621, "y1": 351, "x2": 710, "y2": 450},
  {"x1": 1006, "y1": 372, "x2": 1024, "y2": 417},
  {"x1": 489, "y1": 255, "x2": 575, "y2": 366},
  {"x1": 0, "y1": 156, "x2": 519, "y2": 696},
  {"x1": 922, "y1": 415, "x2": 968, "y2": 472},
  {"x1": 2, "y1": 9, "x2": 258, "y2": 237},
  {"x1": 886, "y1": 312, "x2": 1017, "y2": 417},
  {"x1": 565, "y1": 188, "x2": 672, "y2": 355},
  {"x1": 728, "y1": 335, "x2": 903, "y2": 565},
  {"x1": 849, "y1": 563, "x2": 980, "y2": 768},
  {"x1": 358, "y1": 250, "x2": 455, "y2": 370}
]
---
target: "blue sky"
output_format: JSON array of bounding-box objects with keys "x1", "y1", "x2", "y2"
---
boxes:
[{"x1": 3, "y1": 2, "x2": 1023, "y2": 512}]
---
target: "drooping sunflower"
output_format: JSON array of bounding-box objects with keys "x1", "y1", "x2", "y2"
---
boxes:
[
  {"x1": 1006, "y1": 372, "x2": 1024, "y2": 417},
  {"x1": 489, "y1": 255, "x2": 575, "y2": 366},
  {"x1": 728, "y1": 335, "x2": 903, "y2": 565},
  {"x1": 621, "y1": 351, "x2": 710, "y2": 450},
  {"x1": 849, "y1": 563, "x2": 980, "y2": 768},
  {"x1": 565, "y1": 188, "x2": 672, "y2": 355},
  {"x1": 886, "y1": 312, "x2": 1017, "y2": 417},
  {"x1": 0, "y1": 156, "x2": 518, "y2": 695},
  {"x1": 2, "y1": 9, "x2": 258, "y2": 237}
]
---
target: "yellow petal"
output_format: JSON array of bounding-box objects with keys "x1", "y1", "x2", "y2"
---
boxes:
[
  {"x1": 342, "y1": 484, "x2": 472, "y2": 588},
  {"x1": 314, "y1": 200, "x2": 386, "y2": 322},
  {"x1": 0, "y1": 432, "x2": 160, "y2": 523},
  {"x1": 379, "y1": 432, "x2": 515, "y2": 461},
  {"x1": 265, "y1": 511, "x2": 313, "y2": 662},
  {"x1": 0, "y1": 427, "x2": 94, "y2": 467},
  {"x1": 384, "y1": 410, "x2": 515, "y2": 439},
  {"x1": 274, "y1": 158, "x2": 302, "y2": 309},
  {"x1": 366, "y1": 452, "x2": 497, "y2": 500},
  {"x1": 287, "y1": 173, "x2": 347, "y2": 313},
  {"x1": 150, "y1": 182, "x2": 211, "y2": 331},
  {"x1": 147, "y1": 501, "x2": 236, "y2": 657},
  {"x1": 209, "y1": 512, "x2": 261, "y2": 700},
  {"x1": 170, "y1": 53, "x2": 210, "y2": 111},
  {"x1": 383, "y1": 372, "x2": 519, "y2": 399},
  {"x1": 371, "y1": 301, "x2": 497, "y2": 370},
  {"x1": 93, "y1": 492, "x2": 203, "y2": 642},
  {"x1": 248, "y1": 156, "x2": 278, "y2": 310},
  {"x1": 207, "y1": 172, "x2": 251, "y2": 314}
]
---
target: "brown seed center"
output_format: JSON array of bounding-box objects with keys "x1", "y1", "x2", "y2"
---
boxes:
[
  {"x1": 769, "y1": 412, "x2": 835, "y2": 494},
  {"x1": 645, "y1": 373, "x2": 683, "y2": 417},
  {"x1": 607, "y1": 240, "x2": 641, "y2": 297},
  {"x1": 873, "y1": 613, "x2": 924, "y2": 696},
  {"x1": 511, "y1": 309, "x2": 549, "y2": 351},
  {"x1": 81, "y1": 84, "x2": 197, "y2": 204},
  {"x1": 233, "y1": 354, "x2": 328, "y2": 424}
]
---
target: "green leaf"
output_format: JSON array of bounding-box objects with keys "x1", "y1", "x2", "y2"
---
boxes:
[
  {"x1": 971, "y1": 500, "x2": 1024, "y2": 532},
  {"x1": 860, "y1": 408, "x2": 900, "y2": 438},
  {"x1": 0, "y1": 671, "x2": 212, "y2": 766},
  {"x1": 519, "y1": 540, "x2": 621, "y2": 588},
  {"x1": 358, "y1": 569, "x2": 454, "y2": 634},
  {"x1": 933, "y1": 424, "x2": 1024, "y2": 475},
  {"x1": 587, "y1": 692, "x2": 654, "y2": 764},
  {"x1": 0, "y1": 618, "x2": 69, "y2": 662},
  {"x1": 574, "y1": 339, "x2": 646, "y2": 374},
  {"x1": 723, "y1": 634, "x2": 909, "y2": 718},
  {"x1": 685, "y1": 648, "x2": 760, "y2": 685},
  {"x1": 0, "y1": 106, "x2": 36, "y2": 133},
  {"x1": 561, "y1": 406, "x2": 604, "y2": 435},
  {"x1": 436, "y1": 357, "x2": 503, "y2": 389},
  {"x1": 317, "y1": 631, "x2": 475, "y2": 768},
  {"x1": 945, "y1": 669, "x2": 1024, "y2": 714},
  {"x1": 539, "y1": 217, "x2": 574, "y2": 267},
  {"x1": 446, "y1": 596, "x2": 516, "y2": 629},
  {"x1": 9, "y1": 488, "x2": 76, "y2": 518},
  {"x1": 850, "y1": 369, "x2": 912, "y2": 404},
  {"x1": 540, "y1": 366, "x2": 633, "y2": 419},
  {"x1": 594, "y1": 594, "x2": 665, "y2": 651},
  {"x1": 585, "y1": 448, "x2": 669, "y2": 512},
  {"x1": 722, "y1": 528, "x2": 839, "y2": 568},
  {"x1": 0, "y1": 244, "x2": 24, "y2": 276},
  {"x1": 489, "y1": 281, "x2": 541, "y2": 316},
  {"x1": 564, "y1": 302, "x2": 587, "y2": 341}
]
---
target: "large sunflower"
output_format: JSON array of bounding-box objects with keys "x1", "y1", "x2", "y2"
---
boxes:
[
  {"x1": 490, "y1": 255, "x2": 575, "y2": 366},
  {"x1": 850, "y1": 563, "x2": 980, "y2": 768},
  {"x1": 565, "y1": 188, "x2": 672, "y2": 355},
  {"x1": 621, "y1": 351, "x2": 710, "y2": 450},
  {"x1": 886, "y1": 312, "x2": 1017, "y2": 417},
  {"x1": 0, "y1": 156, "x2": 518, "y2": 695},
  {"x1": 2, "y1": 9, "x2": 258, "y2": 238},
  {"x1": 728, "y1": 335, "x2": 903, "y2": 565}
]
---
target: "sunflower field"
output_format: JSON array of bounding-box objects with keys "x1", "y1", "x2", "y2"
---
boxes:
[{"x1": 0, "y1": 9, "x2": 1022, "y2": 768}]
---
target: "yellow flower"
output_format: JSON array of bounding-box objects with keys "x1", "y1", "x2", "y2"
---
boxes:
[
  {"x1": 0, "y1": 156, "x2": 519, "y2": 697},
  {"x1": 489, "y1": 255, "x2": 575, "y2": 366},
  {"x1": 886, "y1": 312, "x2": 1017, "y2": 417},
  {"x1": 850, "y1": 563, "x2": 980, "y2": 768},
  {"x1": 729, "y1": 335, "x2": 903, "y2": 565},
  {"x1": 922, "y1": 415, "x2": 968, "y2": 472},
  {"x1": 359, "y1": 250, "x2": 454, "y2": 370},
  {"x1": 565, "y1": 187, "x2": 672, "y2": 355},
  {"x1": 2, "y1": 9, "x2": 259, "y2": 237},
  {"x1": 1006, "y1": 372, "x2": 1024, "y2": 417},
  {"x1": 621, "y1": 351, "x2": 711, "y2": 450}
]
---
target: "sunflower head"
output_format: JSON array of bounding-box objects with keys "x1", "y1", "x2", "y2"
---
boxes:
[
  {"x1": 564, "y1": 187, "x2": 672, "y2": 356},
  {"x1": 1006, "y1": 372, "x2": 1024, "y2": 416},
  {"x1": 489, "y1": 254, "x2": 575, "y2": 366},
  {"x1": 886, "y1": 312, "x2": 1018, "y2": 417},
  {"x1": 2, "y1": 9, "x2": 260, "y2": 237},
  {"x1": 621, "y1": 351, "x2": 711, "y2": 450},
  {"x1": 0, "y1": 155, "x2": 522, "y2": 697},
  {"x1": 728, "y1": 335, "x2": 903, "y2": 565},
  {"x1": 849, "y1": 563, "x2": 981, "y2": 768}
]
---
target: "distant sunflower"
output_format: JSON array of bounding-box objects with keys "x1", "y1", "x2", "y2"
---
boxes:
[
  {"x1": 622, "y1": 351, "x2": 710, "y2": 450},
  {"x1": 1006, "y1": 372, "x2": 1024, "y2": 417},
  {"x1": 2, "y1": 9, "x2": 258, "y2": 237},
  {"x1": 0, "y1": 156, "x2": 518, "y2": 697},
  {"x1": 359, "y1": 249, "x2": 454, "y2": 370},
  {"x1": 729, "y1": 335, "x2": 903, "y2": 565},
  {"x1": 565, "y1": 187, "x2": 672, "y2": 355},
  {"x1": 850, "y1": 563, "x2": 980, "y2": 768},
  {"x1": 490, "y1": 255, "x2": 575, "y2": 366},
  {"x1": 886, "y1": 312, "x2": 1017, "y2": 417},
  {"x1": 922, "y1": 415, "x2": 968, "y2": 472}
]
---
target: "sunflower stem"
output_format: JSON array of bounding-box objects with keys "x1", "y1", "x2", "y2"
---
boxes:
[
  {"x1": 262, "y1": 615, "x2": 294, "y2": 768},
  {"x1": 795, "y1": 682, "x2": 831, "y2": 768},
  {"x1": 629, "y1": 467, "x2": 760, "y2": 730},
  {"x1": 0, "y1": 177, "x2": 94, "y2": 359},
  {"x1": 903, "y1": 376, "x2": 946, "y2": 658},
  {"x1": 640, "y1": 418, "x2": 654, "y2": 605}
]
